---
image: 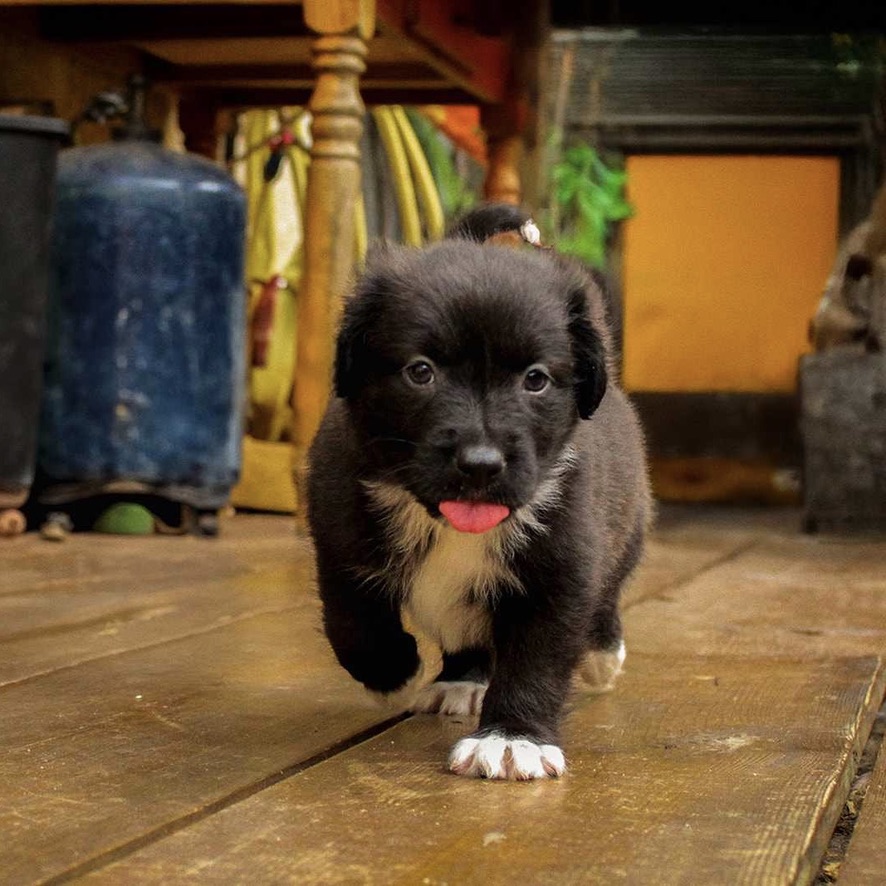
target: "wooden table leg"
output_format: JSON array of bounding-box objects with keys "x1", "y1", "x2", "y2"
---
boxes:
[
  {"x1": 292, "y1": 1, "x2": 375, "y2": 520},
  {"x1": 481, "y1": 1, "x2": 546, "y2": 208},
  {"x1": 482, "y1": 117, "x2": 523, "y2": 206}
]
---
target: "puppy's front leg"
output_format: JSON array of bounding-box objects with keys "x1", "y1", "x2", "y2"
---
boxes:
[
  {"x1": 448, "y1": 595, "x2": 585, "y2": 781},
  {"x1": 319, "y1": 574, "x2": 423, "y2": 701}
]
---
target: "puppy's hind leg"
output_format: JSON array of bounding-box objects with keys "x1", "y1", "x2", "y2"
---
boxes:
[
  {"x1": 411, "y1": 648, "x2": 490, "y2": 717},
  {"x1": 571, "y1": 594, "x2": 623, "y2": 693},
  {"x1": 576, "y1": 519, "x2": 645, "y2": 693},
  {"x1": 575, "y1": 641, "x2": 626, "y2": 694}
]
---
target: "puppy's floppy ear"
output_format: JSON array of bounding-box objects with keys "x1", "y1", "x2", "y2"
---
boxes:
[
  {"x1": 334, "y1": 246, "x2": 398, "y2": 399},
  {"x1": 566, "y1": 285, "x2": 608, "y2": 419},
  {"x1": 447, "y1": 203, "x2": 532, "y2": 242},
  {"x1": 334, "y1": 292, "x2": 374, "y2": 399}
]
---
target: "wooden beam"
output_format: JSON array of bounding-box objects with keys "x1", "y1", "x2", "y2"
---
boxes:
[
  {"x1": 376, "y1": 0, "x2": 510, "y2": 103},
  {"x1": 146, "y1": 60, "x2": 444, "y2": 87},
  {"x1": 291, "y1": 0, "x2": 375, "y2": 517},
  {"x1": 175, "y1": 86, "x2": 476, "y2": 108},
  {"x1": 39, "y1": 4, "x2": 311, "y2": 41},
  {"x1": 37, "y1": 0, "x2": 521, "y2": 106}
]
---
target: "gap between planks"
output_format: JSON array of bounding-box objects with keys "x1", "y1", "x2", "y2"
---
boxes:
[
  {"x1": 70, "y1": 655, "x2": 886, "y2": 886},
  {"x1": 40, "y1": 714, "x2": 411, "y2": 886}
]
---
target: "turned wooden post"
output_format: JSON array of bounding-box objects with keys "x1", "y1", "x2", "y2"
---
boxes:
[
  {"x1": 292, "y1": 0, "x2": 375, "y2": 512},
  {"x1": 483, "y1": 120, "x2": 523, "y2": 206},
  {"x1": 481, "y1": 1, "x2": 547, "y2": 208}
]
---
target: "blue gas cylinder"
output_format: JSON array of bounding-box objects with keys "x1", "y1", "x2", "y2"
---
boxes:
[{"x1": 40, "y1": 90, "x2": 246, "y2": 514}]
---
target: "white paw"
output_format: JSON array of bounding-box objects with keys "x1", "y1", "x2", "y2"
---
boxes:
[
  {"x1": 574, "y1": 641, "x2": 626, "y2": 694},
  {"x1": 411, "y1": 680, "x2": 487, "y2": 716},
  {"x1": 448, "y1": 733, "x2": 566, "y2": 780}
]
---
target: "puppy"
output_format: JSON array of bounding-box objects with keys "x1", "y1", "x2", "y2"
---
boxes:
[{"x1": 307, "y1": 204, "x2": 651, "y2": 780}]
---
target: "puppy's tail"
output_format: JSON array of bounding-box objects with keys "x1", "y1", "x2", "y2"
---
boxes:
[{"x1": 447, "y1": 203, "x2": 533, "y2": 243}]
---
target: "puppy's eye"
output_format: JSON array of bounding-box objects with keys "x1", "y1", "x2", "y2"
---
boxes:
[
  {"x1": 403, "y1": 359, "x2": 435, "y2": 387},
  {"x1": 523, "y1": 366, "x2": 551, "y2": 393}
]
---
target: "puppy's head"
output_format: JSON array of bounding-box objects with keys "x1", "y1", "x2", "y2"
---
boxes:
[{"x1": 334, "y1": 207, "x2": 609, "y2": 531}]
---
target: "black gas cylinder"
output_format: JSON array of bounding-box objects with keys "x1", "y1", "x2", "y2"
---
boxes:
[{"x1": 0, "y1": 112, "x2": 68, "y2": 532}]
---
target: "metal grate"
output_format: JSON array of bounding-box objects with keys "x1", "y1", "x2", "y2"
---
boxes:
[{"x1": 546, "y1": 30, "x2": 883, "y2": 128}]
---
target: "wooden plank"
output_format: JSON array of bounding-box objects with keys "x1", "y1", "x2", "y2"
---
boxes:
[
  {"x1": 184, "y1": 86, "x2": 474, "y2": 109},
  {"x1": 146, "y1": 61, "x2": 441, "y2": 86},
  {"x1": 0, "y1": 566, "x2": 306, "y2": 688},
  {"x1": 0, "y1": 609, "x2": 395, "y2": 885},
  {"x1": 839, "y1": 713, "x2": 886, "y2": 885},
  {"x1": 622, "y1": 516, "x2": 765, "y2": 608},
  {"x1": 1, "y1": 513, "x2": 299, "y2": 595},
  {"x1": 134, "y1": 36, "x2": 315, "y2": 65},
  {"x1": 626, "y1": 534, "x2": 886, "y2": 660},
  {"x1": 0, "y1": 508, "x2": 764, "y2": 686},
  {"x1": 621, "y1": 502, "x2": 798, "y2": 610},
  {"x1": 76, "y1": 654, "x2": 885, "y2": 885},
  {"x1": 38, "y1": 4, "x2": 312, "y2": 41},
  {"x1": 0, "y1": 516, "x2": 315, "y2": 686},
  {"x1": 652, "y1": 502, "x2": 803, "y2": 536}
]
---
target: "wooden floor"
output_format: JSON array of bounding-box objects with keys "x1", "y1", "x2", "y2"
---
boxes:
[{"x1": 2, "y1": 506, "x2": 885, "y2": 885}]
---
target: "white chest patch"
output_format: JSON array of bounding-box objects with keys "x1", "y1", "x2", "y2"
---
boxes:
[
  {"x1": 406, "y1": 527, "x2": 499, "y2": 651},
  {"x1": 362, "y1": 482, "x2": 520, "y2": 652}
]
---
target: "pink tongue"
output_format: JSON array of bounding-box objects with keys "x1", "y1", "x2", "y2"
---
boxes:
[{"x1": 439, "y1": 501, "x2": 510, "y2": 534}]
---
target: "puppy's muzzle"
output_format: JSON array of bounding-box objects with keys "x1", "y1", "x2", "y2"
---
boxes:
[{"x1": 456, "y1": 444, "x2": 506, "y2": 488}]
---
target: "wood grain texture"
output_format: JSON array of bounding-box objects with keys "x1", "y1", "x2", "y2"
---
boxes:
[
  {"x1": 0, "y1": 517, "x2": 312, "y2": 687},
  {"x1": 626, "y1": 533, "x2": 886, "y2": 660},
  {"x1": 79, "y1": 654, "x2": 885, "y2": 885},
  {"x1": 620, "y1": 512, "x2": 768, "y2": 609},
  {"x1": 0, "y1": 566, "x2": 301, "y2": 689},
  {"x1": 1, "y1": 513, "x2": 302, "y2": 596},
  {"x1": 0, "y1": 516, "x2": 401, "y2": 884},
  {"x1": 839, "y1": 718, "x2": 886, "y2": 885},
  {"x1": 4, "y1": 508, "x2": 885, "y2": 884},
  {"x1": 0, "y1": 609, "x2": 396, "y2": 884}
]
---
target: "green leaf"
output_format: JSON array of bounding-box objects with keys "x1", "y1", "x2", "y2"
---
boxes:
[
  {"x1": 577, "y1": 186, "x2": 611, "y2": 218},
  {"x1": 564, "y1": 144, "x2": 595, "y2": 172},
  {"x1": 547, "y1": 136, "x2": 632, "y2": 268},
  {"x1": 555, "y1": 177, "x2": 578, "y2": 204},
  {"x1": 591, "y1": 154, "x2": 627, "y2": 189},
  {"x1": 606, "y1": 199, "x2": 634, "y2": 221}
]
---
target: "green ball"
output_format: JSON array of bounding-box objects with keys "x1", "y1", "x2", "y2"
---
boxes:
[{"x1": 93, "y1": 503, "x2": 155, "y2": 535}]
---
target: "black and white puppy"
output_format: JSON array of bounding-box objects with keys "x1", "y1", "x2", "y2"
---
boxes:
[{"x1": 307, "y1": 204, "x2": 651, "y2": 780}]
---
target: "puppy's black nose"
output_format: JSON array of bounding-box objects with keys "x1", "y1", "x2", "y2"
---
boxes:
[{"x1": 456, "y1": 444, "x2": 505, "y2": 486}]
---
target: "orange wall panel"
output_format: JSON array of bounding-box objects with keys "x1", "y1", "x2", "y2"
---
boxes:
[{"x1": 622, "y1": 155, "x2": 840, "y2": 393}]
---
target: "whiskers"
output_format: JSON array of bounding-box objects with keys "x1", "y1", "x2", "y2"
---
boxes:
[
  {"x1": 373, "y1": 461, "x2": 416, "y2": 486},
  {"x1": 365, "y1": 435, "x2": 418, "y2": 449}
]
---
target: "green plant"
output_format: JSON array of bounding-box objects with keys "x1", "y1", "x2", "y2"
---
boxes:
[{"x1": 550, "y1": 143, "x2": 632, "y2": 269}]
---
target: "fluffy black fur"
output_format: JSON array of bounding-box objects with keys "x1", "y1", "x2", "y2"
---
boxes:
[{"x1": 307, "y1": 204, "x2": 650, "y2": 776}]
